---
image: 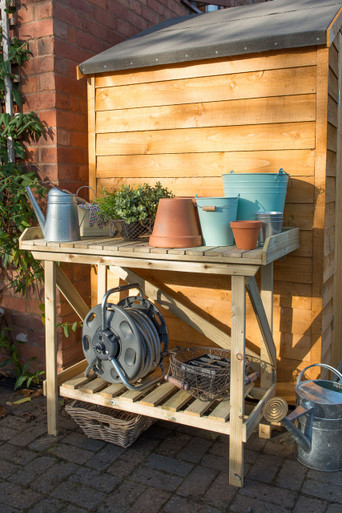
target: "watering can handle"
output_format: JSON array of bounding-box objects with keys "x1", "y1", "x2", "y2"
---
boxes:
[
  {"x1": 297, "y1": 363, "x2": 342, "y2": 385},
  {"x1": 202, "y1": 206, "x2": 216, "y2": 211}
]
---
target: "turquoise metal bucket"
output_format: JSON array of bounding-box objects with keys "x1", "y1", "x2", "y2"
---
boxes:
[
  {"x1": 222, "y1": 169, "x2": 290, "y2": 220},
  {"x1": 196, "y1": 196, "x2": 238, "y2": 246}
]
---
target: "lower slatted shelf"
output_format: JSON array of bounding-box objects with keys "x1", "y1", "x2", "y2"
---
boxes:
[{"x1": 58, "y1": 365, "x2": 263, "y2": 440}]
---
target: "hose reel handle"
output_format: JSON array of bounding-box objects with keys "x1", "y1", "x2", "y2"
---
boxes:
[{"x1": 101, "y1": 283, "x2": 144, "y2": 330}]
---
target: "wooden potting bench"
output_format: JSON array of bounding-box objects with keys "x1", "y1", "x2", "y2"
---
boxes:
[{"x1": 19, "y1": 226, "x2": 299, "y2": 487}]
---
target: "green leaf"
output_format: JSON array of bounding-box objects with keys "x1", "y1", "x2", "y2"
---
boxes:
[{"x1": 63, "y1": 324, "x2": 70, "y2": 338}]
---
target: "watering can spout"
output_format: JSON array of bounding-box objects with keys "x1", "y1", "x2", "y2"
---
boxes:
[
  {"x1": 263, "y1": 398, "x2": 313, "y2": 454},
  {"x1": 25, "y1": 186, "x2": 46, "y2": 235},
  {"x1": 281, "y1": 407, "x2": 312, "y2": 453}
]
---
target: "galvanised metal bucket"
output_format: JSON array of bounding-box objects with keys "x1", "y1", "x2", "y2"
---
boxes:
[
  {"x1": 222, "y1": 169, "x2": 290, "y2": 220},
  {"x1": 196, "y1": 196, "x2": 238, "y2": 246}
]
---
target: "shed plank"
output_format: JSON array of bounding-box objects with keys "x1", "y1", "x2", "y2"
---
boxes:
[
  {"x1": 96, "y1": 95, "x2": 316, "y2": 133},
  {"x1": 96, "y1": 123, "x2": 315, "y2": 156},
  {"x1": 96, "y1": 67, "x2": 316, "y2": 111},
  {"x1": 96, "y1": 150, "x2": 315, "y2": 179}
]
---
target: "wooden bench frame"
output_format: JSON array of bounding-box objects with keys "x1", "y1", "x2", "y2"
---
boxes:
[{"x1": 19, "y1": 226, "x2": 299, "y2": 487}]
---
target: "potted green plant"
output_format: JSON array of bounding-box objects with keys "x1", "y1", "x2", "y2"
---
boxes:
[{"x1": 97, "y1": 182, "x2": 174, "y2": 240}]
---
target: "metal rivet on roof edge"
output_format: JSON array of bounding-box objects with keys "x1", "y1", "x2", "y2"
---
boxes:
[
  {"x1": 244, "y1": 47, "x2": 248, "y2": 50},
  {"x1": 274, "y1": 42, "x2": 278, "y2": 46},
  {"x1": 317, "y1": 37, "x2": 320, "y2": 41},
  {"x1": 215, "y1": 51, "x2": 218, "y2": 54},
  {"x1": 156, "y1": 58, "x2": 159, "y2": 61}
]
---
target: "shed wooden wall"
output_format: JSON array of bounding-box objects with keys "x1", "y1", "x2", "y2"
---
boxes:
[{"x1": 87, "y1": 45, "x2": 336, "y2": 401}]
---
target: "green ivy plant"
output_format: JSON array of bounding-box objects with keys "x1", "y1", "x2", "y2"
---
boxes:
[
  {"x1": 97, "y1": 182, "x2": 174, "y2": 224},
  {"x1": 0, "y1": 4, "x2": 46, "y2": 295},
  {"x1": 0, "y1": 2, "x2": 47, "y2": 388}
]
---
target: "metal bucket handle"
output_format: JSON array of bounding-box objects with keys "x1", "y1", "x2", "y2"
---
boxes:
[
  {"x1": 76, "y1": 185, "x2": 97, "y2": 205},
  {"x1": 277, "y1": 168, "x2": 292, "y2": 188},
  {"x1": 297, "y1": 363, "x2": 342, "y2": 386}
]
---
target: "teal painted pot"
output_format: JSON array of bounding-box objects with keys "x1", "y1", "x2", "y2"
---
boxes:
[
  {"x1": 222, "y1": 169, "x2": 290, "y2": 220},
  {"x1": 196, "y1": 196, "x2": 238, "y2": 246}
]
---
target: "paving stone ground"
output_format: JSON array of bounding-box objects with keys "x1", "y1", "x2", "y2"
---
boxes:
[{"x1": 0, "y1": 384, "x2": 341, "y2": 513}]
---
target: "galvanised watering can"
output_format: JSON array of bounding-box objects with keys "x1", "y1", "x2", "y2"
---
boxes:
[
  {"x1": 264, "y1": 363, "x2": 342, "y2": 471},
  {"x1": 26, "y1": 186, "x2": 81, "y2": 242}
]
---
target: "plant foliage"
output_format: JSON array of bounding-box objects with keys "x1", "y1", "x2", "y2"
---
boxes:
[
  {"x1": 97, "y1": 182, "x2": 174, "y2": 224},
  {"x1": 0, "y1": 5, "x2": 46, "y2": 295}
]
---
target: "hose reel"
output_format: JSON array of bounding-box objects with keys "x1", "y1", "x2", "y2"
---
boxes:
[{"x1": 82, "y1": 284, "x2": 168, "y2": 391}]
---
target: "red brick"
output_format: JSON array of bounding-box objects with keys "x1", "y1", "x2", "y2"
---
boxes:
[
  {"x1": 25, "y1": 91, "x2": 56, "y2": 111},
  {"x1": 40, "y1": 146, "x2": 58, "y2": 163},
  {"x1": 54, "y1": 2, "x2": 83, "y2": 29},
  {"x1": 55, "y1": 93, "x2": 79, "y2": 111},
  {"x1": 54, "y1": 19, "x2": 68, "y2": 39},
  {"x1": 57, "y1": 128, "x2": 71, "y2": 146},
  {"x1": 94, "y1": 6, "x2": 118, "y2": 29},
  {"x1": 67, "y1": 0, "x2": 94, "y2": 18},
  {"x1": 23, "y1": 55, "x2": 54, "y2": 74},
  {"x1": 58, "y1": 147, "x2": 87, "y2": 164},
  {"x1": 38, "y1": 109, "x2": 57, "y2": 128},
  {"x1": 55, "y1": 74, "x2": 83, "y2": 96},
  {"x1": 55, "y1": 56, "x2": 70, "y2": 75},
  {"x1": 21, "y1": 76, "x2": 38, "y2": 95},
  {"x1": 2, "y1": 296, "x2": 27, "y2": 313},
  {"x1": 37, "y1": 36, "x2": 54, "y2": 56},
  {"x1": 129, "y1": 10, "x2": 149, "y2": 31},
  {"x1": 54, "y1": 38, "x2": 89, "y2": 64},
  {"x1": 67, "y1": 26, "x2": 76, "y2": 44},
  {"x1": 79, "y1": 164, "x2": 89, "y2": 182},
  {"x1": 17, "y1": 4, "x2": 36, "y2": 24},
  {"x1": 35, "y1": 2, "x2": 53, "y2": 19},
  {"x1": 57, "y1": 110, "x2": 87, "y2": 130},
  {"x1": 70, "y1": 131, "x2": 87, "y2": 148},
  {"x1": 38, "y1": 163, "x2": 58, "y2": 182},
  {"x1": 117, "y1": 20, "x2": 138, "y2": 38},
  {"x1": 39, "y1": 74, "x2": 56, "y2": 91},
  {"x1": 21, "y1": 19, "x2": 54, "y2": 39},
  {"x1": 87, "y1": 0, "x2": 106, "y2": 9},
  {"x1": 76, "y1": 31, "x2": 102, "y2": 53},
  {"x1": 57, "y1": 164, "x2": 80, "y2": 181}
]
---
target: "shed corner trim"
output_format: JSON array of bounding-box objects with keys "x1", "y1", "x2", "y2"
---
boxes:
[
  {"x1": 76, "y1": 65, "x2": 85, "y2": 80},
  {"x1": 327, "y1": 7, "x2": 342, "y2": 47}
]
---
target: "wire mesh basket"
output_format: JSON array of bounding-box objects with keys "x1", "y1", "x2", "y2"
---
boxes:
[
  {"x1": 109, "y1": 218, "x2": 154, "y2": 240},
  {"x1": 65, "y1": 401, "x2": 155, "y2": 448},
  {"x1": 167, "y1": 347, "x2": 271, "y2": 401}
]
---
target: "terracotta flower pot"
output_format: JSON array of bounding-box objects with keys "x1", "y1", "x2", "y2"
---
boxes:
[
  {"x1": 230, "y1": 220, "x2": 262, "y2": 250},
  {"x1": 149, "y1": 198, "x2": 203, "y2": 248}
]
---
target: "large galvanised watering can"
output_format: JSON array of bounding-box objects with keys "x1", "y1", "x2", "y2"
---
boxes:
[
  {"x1": 264, "y1": 363, "x2": 342, "y2": 471},
  {"x1": 26, "y1": 186, "x2": 81, "y2": 242}
]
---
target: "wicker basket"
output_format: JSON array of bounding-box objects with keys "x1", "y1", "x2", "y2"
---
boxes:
[{"x1": 65, "y1": 401, "x2": 155, "y2": 448}]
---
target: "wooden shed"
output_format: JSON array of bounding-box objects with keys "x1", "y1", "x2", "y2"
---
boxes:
[{"x1": 78, "y1": 0, "x2": 342, "y2": 403}]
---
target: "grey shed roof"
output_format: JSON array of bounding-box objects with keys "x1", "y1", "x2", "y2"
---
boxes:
[{"x1": 78, "y1": 0, "x2": 342, "y2": 76}]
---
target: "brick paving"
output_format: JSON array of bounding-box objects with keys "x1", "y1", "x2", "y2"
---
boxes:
[{"x1": 1, "y1": 384, "x2": 342, "y2": 513}]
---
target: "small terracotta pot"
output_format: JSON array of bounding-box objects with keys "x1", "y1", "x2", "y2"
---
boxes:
[
  {"x1": 230, "y1": 220, "x2": 262, "y2": 250},
  {"x1": 149, "y1": 198, "x2": 203, "y2": 248}
]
